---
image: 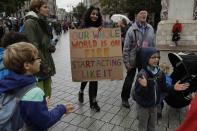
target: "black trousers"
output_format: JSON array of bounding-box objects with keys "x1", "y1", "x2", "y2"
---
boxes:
[
  {"x1": 172, "y1": 32, "x2": 180, "y2": 42},
  {"x1": 121, "y1": 68, "x2": 136, "y2": 101},
  {"x1": 80, "y1": 81, "x2": 98, "y2": 105}
]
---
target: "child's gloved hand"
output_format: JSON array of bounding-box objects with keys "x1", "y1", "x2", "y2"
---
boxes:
[{"x1": 65, "y1": 102, "x2": 74, "y2": 113}]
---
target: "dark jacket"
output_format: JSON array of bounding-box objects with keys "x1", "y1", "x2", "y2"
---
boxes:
[
  {"x1": 24, "y1": 11, "x2": 55, "y2": 80},
  {"x1": 0, "y1": 71, "x2": 66, "y2": 131},
  {"x1": 134, "y1": 47, "x2": 172, "y2": 107},
  {"x1": 0, "y1": 25, "x2": 4, "y2": 40}
]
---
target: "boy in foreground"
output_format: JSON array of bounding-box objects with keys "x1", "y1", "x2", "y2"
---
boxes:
[{"x1": 0, "y1": 42, "x2": 73, "y2": 130}]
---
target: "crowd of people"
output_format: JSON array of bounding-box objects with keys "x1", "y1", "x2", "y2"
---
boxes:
[
  {"x1": 0, "y1": 0, "x2": 196, "y2": 131},
  {"x1": 0, "y1": 14, "x2": 79, "y2": 45}
]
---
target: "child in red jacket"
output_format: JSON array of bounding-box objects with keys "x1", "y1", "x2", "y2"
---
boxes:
[{"x1": 172, "y1": 19, "x2": 182, "y2": 46}]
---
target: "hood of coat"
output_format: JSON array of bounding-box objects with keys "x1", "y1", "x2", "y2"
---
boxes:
[
  {"x1": 0, "y1": 70, "x2": 36, "y2": 93},
  {"x1": 25, "y1": 11, "x2": 39, "y2": 19},
  {"x1": 139, "y1": 47, "x2": 160, "y2": 69}
]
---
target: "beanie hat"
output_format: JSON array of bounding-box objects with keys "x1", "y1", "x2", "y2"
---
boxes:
[{"x1": 134, "y1": 4, "x2": 147, "y2": 15}]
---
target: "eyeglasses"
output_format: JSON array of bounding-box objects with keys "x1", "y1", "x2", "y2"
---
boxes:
[{"x1": 150, "y1": 56, "x2": 160, "y2": 59}]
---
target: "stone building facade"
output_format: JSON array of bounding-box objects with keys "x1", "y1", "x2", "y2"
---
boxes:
[
  {"x1": 57, "y1": 8, "x2": 66, "y2": 21},
  {"x1": 47, "y1": 0, "x2": 57, "y2": 17},
  {"x1": 156, "y1": 0, "x2": 197, "y2": 51}
]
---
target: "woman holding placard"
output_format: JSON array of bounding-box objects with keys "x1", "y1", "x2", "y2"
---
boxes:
[{"x1": 78, "y1": 6, "x2": 103, "y2": 112}]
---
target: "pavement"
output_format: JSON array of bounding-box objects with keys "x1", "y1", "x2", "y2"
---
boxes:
[{"x1": 48, "y1": 32, "x2": 187, "y2": 131}]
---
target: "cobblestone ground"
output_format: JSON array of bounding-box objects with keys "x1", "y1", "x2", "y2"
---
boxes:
[{"x1": 49, "y1": 32, "x2": 187, "y2": 131}]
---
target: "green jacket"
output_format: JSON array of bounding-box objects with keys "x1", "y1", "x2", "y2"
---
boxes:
[{"x1": 24, "y1": 11, "x2": 55, "y2": 79}]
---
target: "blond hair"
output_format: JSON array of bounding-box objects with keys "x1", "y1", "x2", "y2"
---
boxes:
[
  {"x1": 159, "y1": 62, "x2": 170, "y2": 74},
  {"x1": 30, "y1": 0, "x2": 47, "y2": 13},
  {"x1": 3, "y1": 42, "x2": 38, "y2": 74}
]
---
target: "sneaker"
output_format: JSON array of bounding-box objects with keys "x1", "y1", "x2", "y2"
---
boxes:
[
  {"x1": 122, "y1": 100, "x2": 130, "y2": 108},
  {"x1": 78, "y1": 92, "x2": 84, "y2": 103},
  {"x1": 90, "y1": 102, "x2": 100, "y2": 112}
]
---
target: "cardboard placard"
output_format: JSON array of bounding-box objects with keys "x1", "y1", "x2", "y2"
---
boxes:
[{"x1": 70, "y1": 28, "x2": 123, "y2": 81}]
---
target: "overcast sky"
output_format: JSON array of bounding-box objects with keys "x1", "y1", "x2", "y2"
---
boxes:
[{"x1": 56, "y1": 0, "x2": 82, "y2": 12}]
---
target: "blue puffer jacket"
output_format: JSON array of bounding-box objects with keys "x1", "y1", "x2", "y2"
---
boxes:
[{"x1": 0, "y1": 71, "x2": 66, "y2": 131}]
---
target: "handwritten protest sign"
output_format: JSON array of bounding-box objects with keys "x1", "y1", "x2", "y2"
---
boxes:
[{"x1": 70, "y1": 28, "x2": 123, "y2": 81}]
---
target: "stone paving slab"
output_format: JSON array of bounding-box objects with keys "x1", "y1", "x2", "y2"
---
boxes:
[{"x1": 49, "y1": 33, "x2": 188, "y2": 131}]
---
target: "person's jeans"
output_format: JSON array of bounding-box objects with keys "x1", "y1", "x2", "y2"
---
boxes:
[{"x1": 121, "y1": 68, "x2": 136, "y2": 101}]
